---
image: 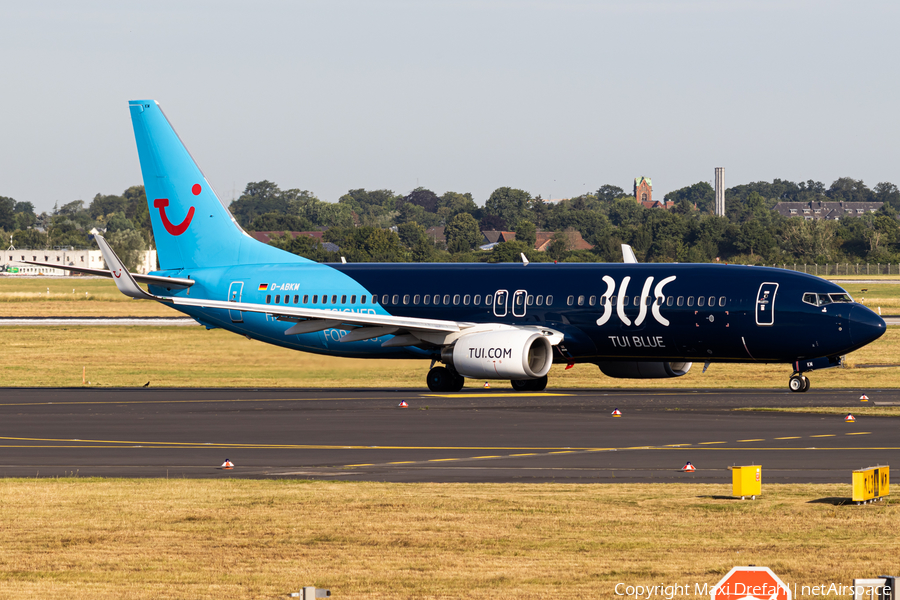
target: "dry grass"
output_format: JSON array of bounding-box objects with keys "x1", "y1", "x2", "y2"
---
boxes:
[
  {"x1": 737, "y1": 406, "x2": 900, "y2": 417},
  {"x1": 0, "y1": 480, "x2": 895, "y2": 599},
  {"x1": 1, "y1": 325, "x2": 900, "y2": 389}
]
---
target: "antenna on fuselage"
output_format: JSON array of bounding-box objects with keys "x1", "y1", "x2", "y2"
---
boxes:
[{"x1": 621, "y1": 244, "x2": 638, "y2": 264}]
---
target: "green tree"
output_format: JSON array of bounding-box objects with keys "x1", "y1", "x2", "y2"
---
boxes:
[
  {"x1": 106, "y1": 229, "x2": 148, "y2": 272},
  {"x1": 105, "y1": 212, "x2": 135, "y2": 233},
  {"x1": 438, "y1": 191, "x2": 478, "y2": 218},
  {"x1": 489, "y1": 240, "x2": 531, "y2": 263},
  {"x1": 664, "y1": 182, "x2": 714, "y2": 213},
  {"x1": 249, "y1": 212, "x2": 314, "y2": 232},
  {"x1": 228, "y1": 181, "x2": 290, "y2": 226},
  {"x1": 596, "y1": 184, "x2": 625, "y2": 203},
  {"x1": 89, "y1": 193, "x2": 127, "y2": 219},
  {"x1": 445, "y1": 213, "x2": 481, "y2": 254},
  {"x1": 484, "y1": 187, "x2": 531, "y2": 230},
  {"x1": 11, "y1": 228, "x2": 48, "y2": 248},
  {"x1": 0, "y1": 196, "x2": 14, "y2": 231},
  {"x1": 514, "y1": 220, "x2": 536, "y2": 249}
]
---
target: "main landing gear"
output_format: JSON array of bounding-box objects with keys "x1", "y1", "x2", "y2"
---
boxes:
[
  {"x1": 511, "y1": 376, "x2": 548, "y2": 392},
  {"x1": 427, "y1": 366, "x2": 465, "y2": 392},
  {"x1": 789, "y1": 373, "x2": 810, "y2": 393}
]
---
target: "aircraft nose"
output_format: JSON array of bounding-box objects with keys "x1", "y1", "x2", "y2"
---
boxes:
[{"x1": 849, "y1": 305, "x2": 886, "y2": 347}]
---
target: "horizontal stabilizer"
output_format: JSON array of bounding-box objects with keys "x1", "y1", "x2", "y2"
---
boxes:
[{"x1": 19, "y1": 260, "x2": 193, "y2": 288}]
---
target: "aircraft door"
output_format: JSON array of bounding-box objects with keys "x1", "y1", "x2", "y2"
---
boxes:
[
  {"x1": 755, "y1": 282, "x2": 778, "y2": 326},
  {"x1": 493, "y1": 289, "x2": 509, "y2": 317},
  {"x1": 228, "y1": 281, "x2": 244, "y2": 323},
  {"x1": 512, "y1": 289, "x2": 527, "y2": 318}
]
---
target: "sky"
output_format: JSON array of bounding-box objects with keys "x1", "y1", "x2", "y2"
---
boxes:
[{"x1": 1, "y1": 0, "x2": 898, "y2": 214}]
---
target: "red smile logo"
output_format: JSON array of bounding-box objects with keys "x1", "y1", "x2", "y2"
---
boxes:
[{"x1": 154, "y1": 184, "x2": 200, "y2": 236}]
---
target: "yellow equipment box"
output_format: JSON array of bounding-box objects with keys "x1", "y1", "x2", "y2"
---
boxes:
[
  {"x1": 730, "y1": 465, "x2": 761, "y2": 499},
  {"x1": 852, "y1": 465, "x2": 889, "y2": 504}
]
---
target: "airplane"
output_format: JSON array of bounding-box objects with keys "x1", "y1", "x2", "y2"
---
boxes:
[{"x1": 28, "y1": 100, "x2": 887, "y2": 393}]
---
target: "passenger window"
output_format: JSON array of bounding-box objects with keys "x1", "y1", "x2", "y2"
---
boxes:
[
  {"x1": 463, "y1": 295, "x2": 470, "y2": 305},
  {"x1": 577, "y1": 295, "x2": 584, "y2": 306},
  {"x1": 536, "y1": 295, "x2": 544, "y2": 306},
  {"x1": 718, "y1": 296, "x2": 726, "y2": 307},
  {"x1": 381, "y1": 295, "x2": 388, "y2": 305},
  {"x1": 362, "y1": 295, "x2": 369, "y2": 304},
  {"x1": 708, "y1": 296, "x2": 715, "y2": 307},
  {"x1": 341, "y1": 295, "x2": 347, "y2": 304},
  {"x1": 331, "y1": 295, "x2": 337, "y2": 304},
  {"x1": 667, "y1": 296, "x2": 673, "y2": 306},
  {"x1": 392, "y1": 295, "x2": 400, "y2": 305},
  {"x1": 283, "y1": 296, "x2": 290, "y2": 305},
  {"x1": 275, "y1": 295, "x2": 281, "y2": 304},
  {"x1": 600, "y1": 296, "x2": 606, "y2": 306},
  {"x1": 698, "y1": 296, "x2": 705, "y2": 307},
  {"x1": 303, "y1": 295, "x2": 309, "y2": 304},
  {"x1": 423, "y1": 295, "x2": 430, "y2": 305},
  {"x1": 485, "y1": 295, "x2": 492, "y2": 305},
  {"x1": 443, "y1": 294, "x2": 450, "y2": 305},
  {"x1": 350, "y1": 295, "x2": 356, "y2": 304},
  {"x1": 567, "y1": 296, "x2": 574, "y2": 306},
  {"x1": 322, "y1": 295, "x2": 328, "y2": 305},
  {"x1": 546, "y1": 295, "x2": 553, "y2": 305},
  {"x1": 453, "y1": 294, "x2": 460, "y2": 305},
  {"x1": 526, "y1": 295, "x2": 533, "y2": 306},
  {"x1": 434, "y1": 294, "x2": 441, "y2": 305},
  {"x1": 687, "y1": 296, "x2": 694, "y2": 307},
  {"x1": 646, "y1": 296, "x2": 652, "y2": 306},
  {"x1": 474, "y1": 294, "x2": 481, "y2": 305},
  {"x1": 266, "y1": 295, "x2": 271, "y2": 304},
  {"x1": 413, "y1": 294, "x2": 420, "y2": 305},
  {"x1": 515, "y1": 294, "x2": 523, "y2": 306},
  {"x1": 677, "y1": 296, "x2": 683, "y2": 307},
  {"x1": 610, "y1": 296, "x2": 617, "y2": 306},
  {"x1": 589, "y1": 295, "x2": 596, "y2": 306},
  {"x1": 634, "y1": 296, "x2": 641, "y2": 307},
  {"x1": 403, "y1": 295, "x2": 410, "y2": 305},
  {"x1": 294, "y1": 295, "x2": 299, "y2": 304},
  {"x1": 313, "y1": 295, "x2": 318, "y2": 304}
]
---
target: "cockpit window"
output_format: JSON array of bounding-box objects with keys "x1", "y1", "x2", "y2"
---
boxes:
[{"x1": 802, "y1": 292, "x2": 852, "y2": 306}]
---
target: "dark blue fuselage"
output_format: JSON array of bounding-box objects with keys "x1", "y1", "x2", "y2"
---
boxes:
[{"x1": 149, "y1": 262, "x2": 885, "y2": 366}]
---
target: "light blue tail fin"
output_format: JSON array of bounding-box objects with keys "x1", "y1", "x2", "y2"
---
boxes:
[{"x1": 129, "y1": 100, "x2": 308, "y2": 270}]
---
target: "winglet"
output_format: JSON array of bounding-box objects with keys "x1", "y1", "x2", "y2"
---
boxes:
[
  {"x1": 520, "y1": 253, "x2": 529, "y2": 266},
  {"x1": 622, "y1": 244, "x2": 638, "y2": 264},
  {"x1": 95, "y1": 235, "x2": 159, "y2": 300}
]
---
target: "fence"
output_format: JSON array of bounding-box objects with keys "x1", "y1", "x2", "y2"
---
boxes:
[{"x1": 740, "y1": 263, "x2": 900, "y2": 276}]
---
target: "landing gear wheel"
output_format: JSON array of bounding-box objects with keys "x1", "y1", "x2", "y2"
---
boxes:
[
  {"x1": 801, "y1": 375, "x2": 810, "y2": 392},
  {"x1": 449, "y1": 373, "x2": 465, "y2": 392},
  {"x1": 510, "y1": 375, "x2": 549, "y2": 392},
  {"x1": 788, "y1": 374, "x2": 808, "y2": 393},
  {"x1": 427, "y1": 367, "x2": 452, "y2": 392}
]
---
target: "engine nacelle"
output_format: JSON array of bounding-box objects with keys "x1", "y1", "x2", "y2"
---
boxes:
[
  {"x1": 442, "y1": 330, "x2": 554, "y2": 380},
  {"x1": 596, "y1": 361, "x2": 692, "y2": 379}
]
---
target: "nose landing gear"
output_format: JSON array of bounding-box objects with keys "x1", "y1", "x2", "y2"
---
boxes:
[{"x1": 788, "y1": 373, "x2": 810, "y2": 393}]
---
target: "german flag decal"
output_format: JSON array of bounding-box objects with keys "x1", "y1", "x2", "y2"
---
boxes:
[{"x1": 258, "y1": 283, "x2": 268, "y2": 291}]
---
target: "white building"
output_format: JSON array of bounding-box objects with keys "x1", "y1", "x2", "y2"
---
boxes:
[{"x1": 2, "y1": 248, "x2": 157, "y2": 275}]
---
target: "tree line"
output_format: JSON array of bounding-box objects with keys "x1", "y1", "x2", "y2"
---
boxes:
[{"x1": 3, "y1": 175, "x2": 900, "y2": 270}]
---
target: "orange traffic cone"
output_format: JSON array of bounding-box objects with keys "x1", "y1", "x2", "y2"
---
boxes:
[
  {"x1": 845, "y1": 413, "x2": 856, "y2": 422},
  {"x1": 611, "y1": 408, "x2": 622, "y2": 417},
  {"x1": 859, "y1": 395, "x2": 869, "y2": 401},
  {"x1": 221, "y1": 459, "x2": 234, "y2": 469},
  {"x1": 398, "y1": 400, "x2": 408, "y2": 408},
  {"x1": 682, "y1": 461, "x2": 696, "y2": 472},
  {"x1": 483, "y1": 382, "x2": 490, "y2": 389}
]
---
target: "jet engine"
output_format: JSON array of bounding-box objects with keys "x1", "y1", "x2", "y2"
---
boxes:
[
  {"x1": 442, "y1": 330, "x2": 554, "y2": 379},
  {"x1": 596, "y1": 361, "x2": 692, "y2": 379}
]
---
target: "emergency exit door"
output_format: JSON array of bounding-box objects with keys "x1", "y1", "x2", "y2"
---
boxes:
[{"x1": 755, "y1": 282, "x2": 778, "y2": 326}]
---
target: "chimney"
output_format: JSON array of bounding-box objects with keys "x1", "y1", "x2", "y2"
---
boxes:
[{"x1": 714, "y1": 167, "x2": 725, "y2": 216}]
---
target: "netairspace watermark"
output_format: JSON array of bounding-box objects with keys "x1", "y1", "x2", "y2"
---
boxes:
[{"x1": 614, "y1": 581, "x2": 890, "y2": 599}]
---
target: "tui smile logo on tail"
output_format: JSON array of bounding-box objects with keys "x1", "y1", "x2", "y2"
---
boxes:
[{"x1": 154, "y1": 184, "x2": 201, "y2": 236}]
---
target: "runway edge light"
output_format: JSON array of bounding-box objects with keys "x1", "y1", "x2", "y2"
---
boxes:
[
  {"x1": 860, "y1": 394, "x2": 869, "y2": 401},
  {"x1": 845, "y1": 413, "x2": 856, "y2": 422},
  {"x1": 682, "y1": 462, "x2": 696, "y2": 472},
  {"x1": 398, "y1": 400, "x2": 408, "y2": 408},
  {"x1": 611, "y1": 408, "x2": 622, "y2": 417},
  {"x1": 221, "y1": 459, "x2": 234, "y2": 469}
]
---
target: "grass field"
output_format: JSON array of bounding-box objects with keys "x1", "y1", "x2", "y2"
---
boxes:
[
  {"x1": 2, "y1": 325, "x2": 900, "y2": 388},
  {"x1": 0, "y1": 480, "x2": 895, "y2": 599}
]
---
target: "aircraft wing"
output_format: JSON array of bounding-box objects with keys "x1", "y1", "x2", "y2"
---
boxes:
[
  {"x1": 95, "y1": 235, "x2": 560, "y2": 346},
  {"x1": 18, "y1": 260, "x2": 194, "y2": 289}
]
